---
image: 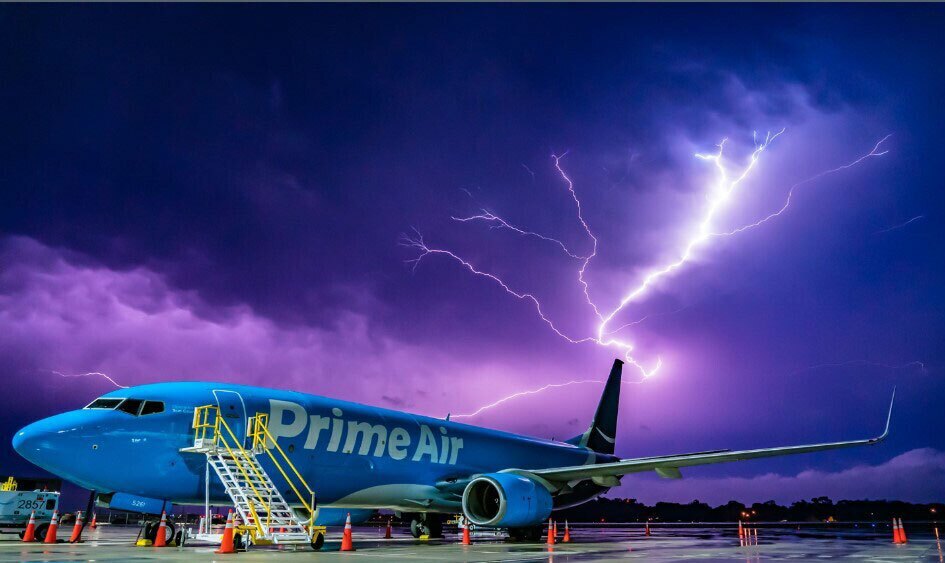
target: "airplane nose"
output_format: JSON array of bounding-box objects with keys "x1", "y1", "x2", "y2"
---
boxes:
[{"x1": 13, "y1": 412, "x2": 87, "y2": 475}]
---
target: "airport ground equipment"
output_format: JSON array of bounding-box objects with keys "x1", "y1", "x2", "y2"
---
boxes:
[
  {"x1": 0, "y1": 477, "x2": 59, "y2": 541},
  {"x1": 181, "y1": 405, "x2": 326, "y2": 550}
]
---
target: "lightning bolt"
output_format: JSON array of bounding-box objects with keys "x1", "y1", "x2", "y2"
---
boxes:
[
  {"x1": 550, "y1": 152, "x2": 605, "y2": 323},
  {"x1": 712, "y1": 134, "x2": 892, "y2": 237},
  {"x1": 602, "y1": 305, "x2": 693, "y2": 337},
  {"x1": 451, "y1": 379, "x2": 603, "y2": 419},
  {"x1": 595, "y1": 130, "x2": 784, "y2": 360},
  {"x1": 401, "y1": 229, "x2": 597, "y2": 347},
  {"x1": 51, "y1": 370, "x2": 128, "y2": 389},
  {"x1": 450, "y1": 209, "x2": 588, "y2": 260},
  {"x1": 406, "y1": 129, "x2": 892, "y2": 418},
  {"x1": 875, "y1": 214, "x2": 924, "y2": 235}
]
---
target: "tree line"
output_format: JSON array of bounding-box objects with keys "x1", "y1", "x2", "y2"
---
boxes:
[{"x1": 556, "y1": 496, "x2": 944, "y2": 522}]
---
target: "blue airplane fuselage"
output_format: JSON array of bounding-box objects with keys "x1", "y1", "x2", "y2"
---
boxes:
[{"x1": 13, "y1": 382, "x2": 613, "y2": 513}]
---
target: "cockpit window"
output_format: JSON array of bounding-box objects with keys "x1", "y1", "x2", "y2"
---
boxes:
[
  {"x1": 85, "y1": 398, "x2": 123, "y2": 410},
  {"x1": 84, "y1": 397, "x2": 162, "y2": 416},
  {"x1": 140, "y1": 401, "x2": 165, "y2": 415},
  {"x1": 117, "y1": 399, "x2": 144, "y2": 416}
]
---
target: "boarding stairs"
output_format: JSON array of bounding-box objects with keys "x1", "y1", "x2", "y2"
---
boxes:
[{"x1": 181, "y1": 406, "x2": 322, "y2": 547}]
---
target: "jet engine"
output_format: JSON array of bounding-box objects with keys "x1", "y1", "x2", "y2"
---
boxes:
[{"x1": 462, "y1": 473, "x2": 553, "y2": 527}]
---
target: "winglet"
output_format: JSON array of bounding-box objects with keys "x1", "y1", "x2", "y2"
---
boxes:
[{"x1": 873, "y1": 387, "x2": 895, "y2": 443}]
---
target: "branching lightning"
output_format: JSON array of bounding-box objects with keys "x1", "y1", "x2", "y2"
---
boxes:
[
  {"x1": 452, "y1": 379, "x2": 604, "y2": 419},
  {"x1": 712, "y1": 134, "x2": 892, "y2": 237},
  {"x1": 595, "y1": 130, "x2": 784, "y2": 356},
  {"x1": 553, "y1": 153, "x2": 604, "y2": 321},
  {"x1": 603, "y1": 305, "x2": 693, "y2": 337},
  {"x1": 402, "y1": 229, "x2": 597, "y2": 347},
  {"x1": 51, "y1": 370, "x2": 128, "y2": 389},
  {"x1": 405, "y1": 129, "x2": 892, "y2": 418},
  {"x1": 450, "y1": 209, "x2": 588, "y2": 259},
  {"x1": 875, "y1": 214, "x2": 924, "y2": 235}
]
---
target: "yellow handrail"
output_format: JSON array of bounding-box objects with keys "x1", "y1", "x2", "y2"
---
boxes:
[
  {"x1": 216, "y1": 415, "x2": 273, "y2": 532},
  {"x1": 250, "y1": 413, "x2": 316, "y2": 515},
  {"x1": 193, "y1": 405, "x2": 273, "y2": 534},
  {"x1": 192, "y1": 404, "x2": 318, "y2": 534}
]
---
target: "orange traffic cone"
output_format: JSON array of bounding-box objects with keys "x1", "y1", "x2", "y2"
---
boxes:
[
  {"x1": 461, "y1": 518, "x2": 472, "y2": 545},
  {"x1": 546, "y1": 518, "x2": 555, "y2": 545},
  {"x1": 562, "y1": 520, "x2": 571, "y2": 543},
  {"x1": 553, "y1": 521, "x2": 558, "y2": 540},
  {"x1": 22, "y1": 511, "x2": 37, "y2": 542},
  {"x1": 738, "y1": 520, "x2": 744, "y2": 545},
  {"x1": 90, "y1": 513, "x2": 97, "y2": 529},
  {"x1": 69, "y1": 511, "x2": 84, "y2": 543},
  {"x1": 753, "y1": 528, "x2": 759, "y2": 545},
  {"x1": 44, "y1": 511, "x2": 59, "y2": 544},
  {"x1": 892, "y1": 518, "x2": 902, "y2": 543},
  {"x1": 340, "y1": 512, "x2": 355, "y2": 551},
  {"x1": 152, "y1": 511, "x2": 168, "y2": 547},
  {"x1": 215, "y1": 511, "x2": 236, "y2": 554},
  {"x1": 899, "y1": 518, "x2": 908, "y2": 543},
  {"x1": 645, "y1": 522, "x2": 651, "y2": 537},
  {"x1": 384, "y1": 517, "x2": 392, "y2": 539}
]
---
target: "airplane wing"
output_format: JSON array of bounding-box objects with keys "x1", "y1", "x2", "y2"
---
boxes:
[{"x1": 529, "y1": 389, "x2": 895, "y2": 483}]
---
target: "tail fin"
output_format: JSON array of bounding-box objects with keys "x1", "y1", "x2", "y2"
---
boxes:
[{"x1": 566, "y1": 359, "x2": 623, "y2": 454}]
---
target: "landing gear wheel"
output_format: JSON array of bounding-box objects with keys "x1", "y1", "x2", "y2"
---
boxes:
[
  {"x1": 310, "y1": 531, "x2": 325, "y2": 551},
  {"x1": 409, "y1": 515, "x2": 443, "y2": 538},
  {"x1": 144, "y1": 521, "x2": 176, "y2": 544}
]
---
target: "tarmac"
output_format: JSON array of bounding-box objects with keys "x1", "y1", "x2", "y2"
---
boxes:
[{"x1": 1, "y1": 523, "x2": 943, "y2": 562}]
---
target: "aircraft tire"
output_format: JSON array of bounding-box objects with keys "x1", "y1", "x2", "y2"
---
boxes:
[
  {"x1": 144, "y1": 521, "x2": 175, "y2": 543},
  {"x1": 410, "y1": 518, "x2": 422, "y2": 538},
  {"x1": 310, "y1": 531, "x2": 325, "y2": 551},
  {"x1": 34, "y1": 523, "x2": 49, "y2": 542}
]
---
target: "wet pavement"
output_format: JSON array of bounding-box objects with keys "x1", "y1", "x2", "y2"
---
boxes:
[{"x1": 1, "y1": 523, "x2": 942, "y2": 561}]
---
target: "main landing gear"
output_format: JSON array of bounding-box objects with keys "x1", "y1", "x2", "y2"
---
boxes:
[{"x1": 409, "y1": 514, "x2": 443, "y2": 538}]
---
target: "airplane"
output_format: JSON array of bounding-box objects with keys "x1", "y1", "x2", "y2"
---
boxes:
[{"x1": 13, "y1": 359, "x2": 894, "y2": 540}]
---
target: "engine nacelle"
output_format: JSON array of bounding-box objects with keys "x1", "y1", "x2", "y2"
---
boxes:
[{"x1": 462, "y1": 473, "x2": 553, "y2": 528}]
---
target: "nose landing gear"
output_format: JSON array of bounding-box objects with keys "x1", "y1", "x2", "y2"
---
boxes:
[{"x1": 409, "y1": 514, "x2": 443, "y2": 538}]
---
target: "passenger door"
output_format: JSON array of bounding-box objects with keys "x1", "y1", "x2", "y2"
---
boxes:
[{"x1": 213, "y1": 390, "x2": 248, "y2": 447}]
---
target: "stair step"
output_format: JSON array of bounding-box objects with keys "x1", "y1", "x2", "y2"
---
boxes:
[{"x1": 205, "y1": 450, "x2": 308, "y2": 540}]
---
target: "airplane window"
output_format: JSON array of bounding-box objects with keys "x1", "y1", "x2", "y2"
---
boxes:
[
  {"x1": 117, "y1": 399, "x2": 144, "y2": 416},
  {"x1": 85, "y1": 398, "x2": 123, "y2": 410},
  {"x1": 140, "y1": 401, "x2": 165, "y2": 415}
]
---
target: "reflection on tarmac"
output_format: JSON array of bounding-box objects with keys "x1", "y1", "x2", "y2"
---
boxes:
[{"x1": 0, "y1": 523, "x2": 942, "y2": 561}]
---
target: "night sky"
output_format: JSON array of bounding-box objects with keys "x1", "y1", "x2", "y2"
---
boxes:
[{"x1": 2, "y1": 4, "x2": 943, "y2": 505}]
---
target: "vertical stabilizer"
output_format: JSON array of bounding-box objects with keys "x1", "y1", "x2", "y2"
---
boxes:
[{"x1": 566, "y1": 359, "x2": 623, "y2": 454}]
